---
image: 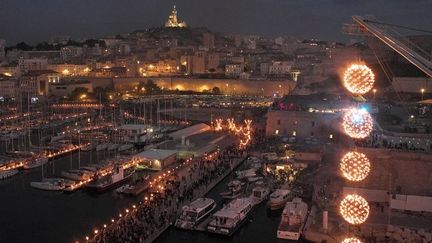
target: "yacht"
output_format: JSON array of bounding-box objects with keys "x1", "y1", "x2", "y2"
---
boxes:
[
  {"x1": 107, "y1": 143, "x2": 120, "y2": 151},
  {"x1": 81, "y1": 143, "x2": 95, "y2": 152},
  {"x1": 30, "y1": 178, "x2": 74, "y2": 191},
  {"x1": 50, "y1": 133, "x2": 66, "y2": 143},
  {"x1": 277, "y1": 197, "x2": 309, "y2": 240},
  {"x1": 207, "y1": 197, "x2": 253, "y2": 236},
  {"x1": 23, "y1": 155, "x2": 48, "y2": 169},
  {"x1": 236, "y1": 168, "x2": 257, "y2": 179},
  {"x1": 0, "y1": 169, "x2": 19, "y2": 180},
  {"x1": 96, "y1": 143, "x2": 108, "y2": 151},
  {"x1": 118, "y1": 144, "x2": 134, "y2": 152},
  {"x1": 86, "y1": 167, "x2": 134, "y2": 192},
  {"x1": 115, "y1": 184, "x2": 134, "y2": 194},
  {"x1": 247, "y1": 176, "x2": 263, "y2": 183},
  {"x1": 220, "y1": 180, "x2": 245, "y2": 199},
  {"x1": 61, "y1": 169, "x2": 94, "y2": 181},
  {"x1": 268, "y1": 189, "x2": 291, "y2": 210},
  {"x1": 250, "y1": 185, "x2": 270, "y2": 205},
  {"x1": 175, "y1": 198, "x2": 216, "y2": 230}
]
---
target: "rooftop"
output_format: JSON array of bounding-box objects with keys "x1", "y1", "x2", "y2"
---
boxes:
[{"x1": 135, "y1": 149, "x2": 177, "y2": 160}]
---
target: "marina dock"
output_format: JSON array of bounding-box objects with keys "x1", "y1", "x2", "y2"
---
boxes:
[{"x1": 145, "y1": 155, "x2": 247, "y2": 243}]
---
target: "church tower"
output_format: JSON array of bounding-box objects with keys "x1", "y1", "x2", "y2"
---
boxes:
[{"x1": 165, "y1": 5, "x2": 187, "y2": 28}]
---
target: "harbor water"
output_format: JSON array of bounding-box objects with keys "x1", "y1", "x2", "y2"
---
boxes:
[
  {"x1": 1, "y1": 148, "x2": 303, "y2": 243},
  {"x1": 0, "y1": 150, "x2": 141, "y2": 243},
  {"x1": 155, "y1": 164, "x2": 304, "y2": 243}
]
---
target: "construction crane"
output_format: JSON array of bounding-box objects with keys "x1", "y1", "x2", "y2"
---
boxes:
[{"x1": 352, "y1": 15, "x2": 432, "y2": 78}]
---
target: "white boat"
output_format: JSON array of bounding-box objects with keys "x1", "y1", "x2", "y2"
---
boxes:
[
  {"x1": 277, "y1": 197, "x2": 309, "y2": 240},
  {"x1": 175, "y1": 198, "x2": 216, "y2": 230},
  {"x1": 0, "y1": 169, "x2": 19, "y2": 180},
  {"x1": 107, "y1": 143, "x2": 120, "y2": 151},
  {"x1": 268, "y1": 189, "x2": 291, "y2": 210},
  {"x1": 115, "y1": 184, "x2": 134, "y2": 194},
  {"x1": 247, "y1": 176, "x2": 263, "y2": 183},
  {"x1": 207, "y1": 197, "x2": 253, "y2": 236},
  {"x1": 220, "y1": 180, "x2": 245, "y2": 199},
  {"x1": 250, "y1": 186, "x2": 270, "y2": 205},
  {"x1": 61, "y1": 169, "x2": 94, "y2": 181},
  {"x1": 236, "y1": 168, "x2": 257, "y2": 179},
  {"x1": 50, "y1": 134, "x2": 66, "y2": 142},
  {"x1": 23, "y1": 156, "x2": 48, "y2": 169},
  {"x1": 86, "y1": 167, "x2": 134, "y2": 192},
  {"x1": 118, "y1": 144, "x2": 134, "y2": 152},
  {"x1": 96, "y1": 143, "x2": 108, "y2": 151},
  {"x1": 81, "y1": 143, "x2": 96, "y2": 151},
  {"x1": 30, "y1": 178, "x2": 74, "y2": 191},
  {"x1": 80, "y1": 166, "x2": 99, "y2": 173}
]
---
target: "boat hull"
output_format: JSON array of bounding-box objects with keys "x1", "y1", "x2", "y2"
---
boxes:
[
  {"x1": 207, "y1": 214, "x2": 249, "y2": 236},
  {"x1": 175, "y1": 203, "x2": 216, "y2": 230},
  {"x1": 277, "y1": 230, "x2": 301, "y2": 240},
  {"x1": 30, "y1": 182, "x2": 65, "y2": 191},
  {"x1": 0, "y1": 170, "x2": 19, "y2": 180},
  {"x1": 86, "y1": 173, "x2": 133, "y2": 193}
]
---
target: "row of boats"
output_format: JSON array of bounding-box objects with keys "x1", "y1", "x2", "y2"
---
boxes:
[
  {"x1": 30, "y1": 166, "x2": 135, "y2": 192},
  {"x1": 0, "y1": 139, "x2": 138, "y2": 181},
  {"x1": 0, "y1": 142, "x2": 83, "y2": 180},
  {"x1": 175, "y1": 193, "x2": 309, "y2": 240},
  {"x1": 174, "y1": 156, "x2": 309, "y2": 240}
]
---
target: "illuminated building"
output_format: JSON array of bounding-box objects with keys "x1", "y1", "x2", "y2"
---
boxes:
[{"x1": 165, "y1": 5, "x2": 187, "y2": 28}]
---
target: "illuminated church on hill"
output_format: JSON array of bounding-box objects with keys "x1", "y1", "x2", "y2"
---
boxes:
[{"x1": 165, "y1": 5, "x2": 187, "y2": 28}]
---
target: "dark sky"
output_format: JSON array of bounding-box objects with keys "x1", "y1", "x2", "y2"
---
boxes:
[{"x1": 0, "y1": 0, "x2": 431, "y2": 45}]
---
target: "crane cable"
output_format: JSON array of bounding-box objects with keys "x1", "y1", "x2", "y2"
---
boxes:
[
  {"x1": 364, "y1": 19, "x2": 432, "y2": 35},
  {"x1": 369, "y1": 39, "x2": 411, "y2": 117}
]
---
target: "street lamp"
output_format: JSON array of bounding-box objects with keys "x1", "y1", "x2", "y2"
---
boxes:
[
  {"x1": 373, "y1": 88, "x2": 377, "y2": 100},
  {"x1": 421, "y1": 88, "x2": 425, "y2": 100}
]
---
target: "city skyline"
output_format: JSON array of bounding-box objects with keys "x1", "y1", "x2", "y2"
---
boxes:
[{"x1": 1, "y1": 0, "x2": 431, "y2": 44}]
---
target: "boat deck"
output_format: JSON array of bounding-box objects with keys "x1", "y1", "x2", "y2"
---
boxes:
[{"x1": 194, "y1": 217, "x2": 213, "y2": 232}]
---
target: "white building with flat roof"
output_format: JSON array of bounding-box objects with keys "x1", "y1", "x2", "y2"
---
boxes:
[{"x1": 18, "y1": 58, "x2": 48, "y2": 75}]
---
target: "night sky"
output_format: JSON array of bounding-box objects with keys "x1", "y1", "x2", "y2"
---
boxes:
[{"x1": 0, "y1": 0, "x2": 431, "y2": 45}]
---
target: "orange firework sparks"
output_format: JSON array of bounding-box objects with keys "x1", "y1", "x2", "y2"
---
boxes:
[
  {"x1": 340, "y1": 151, "x2": 371, "y2": 182},
  {"x1": 342, "y1": 108, "x2": 373, "y2": 139},
  {"x1": 340, "y1": 194, "x2": 370, "y2": 225},
  {"x1": 343, "y1": 64, "x2": 375, "y2": 95}
]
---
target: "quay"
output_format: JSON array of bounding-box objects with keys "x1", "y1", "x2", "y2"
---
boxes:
[
  {"x1": 145, "y1": 154, "x2": 247, "y2": 243},
  {"x1": 89, "y1": 144, "x2": 249, "y2": 243}
]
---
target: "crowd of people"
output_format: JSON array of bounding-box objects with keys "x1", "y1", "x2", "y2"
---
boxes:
[
  {"x1": 355, "y1": 131, "x2": 431, "y2": 152},
  {"x1": 90, "y1": 145, "x2": 247, "y2": 243}
]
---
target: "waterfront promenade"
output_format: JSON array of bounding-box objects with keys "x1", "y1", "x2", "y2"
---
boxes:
[{"x1": 90, "y1": 145, "x2": 247, "y2": 243}]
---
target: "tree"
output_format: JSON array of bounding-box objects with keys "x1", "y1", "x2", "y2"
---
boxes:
[
  {"x1": 15, "y1": 42, "x2": 33, "y2": 51},
  {"x1": 212, "y1": 86, "x2": 221, "y2": 94},
  {"x1": 144, "y1": 80, "x2": 162, "y2": 95}
]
